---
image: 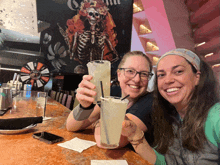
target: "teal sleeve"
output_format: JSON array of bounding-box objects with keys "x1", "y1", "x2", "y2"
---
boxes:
[
  {"x1": 205, "y1": 103, "x2": 220, "y2": 147},
  {"x1": 214, "y1": 119, "x2": 220, "y2": 145},
  {"x1": 153, "y1": 149, "x2": 166, "y2": 165}
]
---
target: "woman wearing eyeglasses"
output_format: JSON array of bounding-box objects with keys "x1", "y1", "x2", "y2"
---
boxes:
[
  {"x1": 66, "y1": 51, "x2": 154, "y2": 148},
  {"x1": 121, "y1": 48, "x2": 220, "y2": 164}
]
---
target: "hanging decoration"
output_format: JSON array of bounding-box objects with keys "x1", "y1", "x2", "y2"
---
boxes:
[{"x1": 20, "y1": 61, "x2": 50, "y2": 89}]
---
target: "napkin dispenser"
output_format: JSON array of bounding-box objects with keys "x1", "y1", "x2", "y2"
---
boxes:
[{"x1": 0, "y1": 87, "x2": 13, "y2": 110}]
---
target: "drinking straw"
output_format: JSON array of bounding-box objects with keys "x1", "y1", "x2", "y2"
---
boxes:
[
  {"x1": 100, "y1": 81, "x2": 110, "y2": 146},
  {"x1": 100, "y1": 81, "x2": 104, "y2": 98},
  {"x1": 121, "y1": 94, "x2": 130, "y2": 101}
]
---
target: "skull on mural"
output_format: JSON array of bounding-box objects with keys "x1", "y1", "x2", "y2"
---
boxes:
[
  {"x1": 87, "y1": 8, "x2": 101, "y2": 26},
  {"x1": 59, "y1": 0, "x2": 119, "y2": 74}
]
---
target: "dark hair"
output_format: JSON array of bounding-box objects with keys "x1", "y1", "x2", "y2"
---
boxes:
[
  {"x1": 117, "y1": 51, "x2": 152, "y2": 72},
  {"x1": 152, "y1": 58, "x2": 220, "y2": 154}
]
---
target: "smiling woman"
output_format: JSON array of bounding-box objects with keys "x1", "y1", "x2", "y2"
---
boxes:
[
  {"x1": 119, "y1": 48, "x2": 220, "y2": 165},
  {"x1": 152, "y1": 48, "x2": 220, "y2": 164},
  {"x1": 66, "y1": 50, "x2": 155, "y2": 149}
]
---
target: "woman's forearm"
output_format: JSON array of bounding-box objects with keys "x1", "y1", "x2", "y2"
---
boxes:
[
  {"x1": 131, "y1": 138, "x2": 157, "y2": 164},
  {"x1": 121, "y1": 117, "x2": 157, "y2": 164},
  {"x1": 66, "y1": 104, "x2": 100, "y2": 131},
  {"x1": 66, "y1": 110, "x2": 91, "y2": 131}
]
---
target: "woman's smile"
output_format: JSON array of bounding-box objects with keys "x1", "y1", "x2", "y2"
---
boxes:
[
  {"x1": 165, "y1": 87, "x2": 180, "y2": 96},
  {"x1": 128, "y1": 84, "x2": 140, "y2": 89}
]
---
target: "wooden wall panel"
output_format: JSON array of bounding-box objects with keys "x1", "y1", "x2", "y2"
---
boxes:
[
  {"x1": 190, "y1": 0, "x2": 220, "y2": 27},
  {"x1": 194, "y1": 16, "x2": 220, "y2": 43},
  {"x1": 185, "y1": 0, "x2": 209, "y2": 12},
  {"x1": 185, "y1": 0, "x2": 220, "y2": 70},
  {"x1": 195, "y1": 37, "x2": 220, "y2": 55}
]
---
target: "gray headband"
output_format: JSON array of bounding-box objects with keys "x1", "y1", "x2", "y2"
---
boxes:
[{"x1": 156, "y1": 48, "x2": 200, "y2": 71}]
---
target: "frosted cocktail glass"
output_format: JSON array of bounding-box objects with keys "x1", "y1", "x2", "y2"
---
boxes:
[
  {"x1": 87, "y1": 60, "x2": 111, "y2": 104},
  {"x1": 100, "y1": 96, "x2": 129, "y2": 149}
]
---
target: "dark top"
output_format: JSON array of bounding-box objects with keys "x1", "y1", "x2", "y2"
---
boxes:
[{"x1": 111, "y1": 85, "x2": 154, "y2": 146}]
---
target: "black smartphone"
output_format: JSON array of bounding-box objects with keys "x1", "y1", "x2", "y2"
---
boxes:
[
  {"x1": 33, "y1": 132, "x2": 64, "y2": 144},
  {"x1": 0, "y1": 110, "x2": 7, "y2": 116},
  {"x1": 0, "y1": 107, "x2": 11, "y2": 116}
]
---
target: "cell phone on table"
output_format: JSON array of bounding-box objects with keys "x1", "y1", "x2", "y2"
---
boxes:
[
  {"x1": 0, "y1": 110, "x2": 7, "y2": 116},
  {"x1": 33, "y1": 132, "x2": 64, "y2": 144},
  {"x1": 0, "y1": 107, "x2": 11, "y2": 116}
]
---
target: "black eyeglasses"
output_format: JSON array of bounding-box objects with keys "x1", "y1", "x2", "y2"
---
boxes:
[{"x1": 119, "y1": 68, "x2": 153, "y2": 81}]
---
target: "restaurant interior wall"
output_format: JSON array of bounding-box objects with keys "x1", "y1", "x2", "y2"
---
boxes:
[
  {"x1": 1, "y1": 0, "x2": 219, "y2": 90},
  {"x1": 52, "y1": 75, "x2": 64, "y2": 92},
  {"x1": 0, "y1": 70, "x2": 18, "y2": 87},
  {"x1": 0, "y1": 0, "x2": 134, "y2": 91},
  {"x1": 62, "y1": 74, "x2": 83, "y2": 92},
  {"x1": 131, "y1": 0, "x2": 220, "y2": 80}
]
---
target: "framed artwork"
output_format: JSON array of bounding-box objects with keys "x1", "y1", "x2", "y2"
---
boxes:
[{"x1": 38, "y1": 0, "x2": 133, "y2": 76}]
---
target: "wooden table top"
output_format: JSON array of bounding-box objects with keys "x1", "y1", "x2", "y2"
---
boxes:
[{"x1": 0, "y1": 91, "x2": 152, "y2": 165}]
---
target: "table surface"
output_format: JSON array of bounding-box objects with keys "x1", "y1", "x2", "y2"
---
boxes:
[{"x1": 0, "y1": 91, "x2": 152, "y2": 165}]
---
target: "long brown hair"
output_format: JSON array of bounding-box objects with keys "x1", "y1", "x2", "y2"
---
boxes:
[{"x1": 152, "y1": 58, "x2": 220, "y2": 154}]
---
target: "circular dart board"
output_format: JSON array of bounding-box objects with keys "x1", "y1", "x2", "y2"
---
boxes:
[{"x1": 20, "y1": 62, "x2": 50, "y2": 89}]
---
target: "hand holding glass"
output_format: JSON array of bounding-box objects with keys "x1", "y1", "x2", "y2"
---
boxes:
[
  {"x1": 100, "y1": 96, "x2": 128, "y2": 149},
  {"x1": 87, "y1": 60, "x2": 111, "y2": 104}
]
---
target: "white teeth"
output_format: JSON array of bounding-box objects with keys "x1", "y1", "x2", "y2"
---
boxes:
[
  {"x1": 166, "y1": 88, "x2": 179, "y2": 93},
  {"x1": 130, "y1": 85, "x2": 139, "y2": 89}
]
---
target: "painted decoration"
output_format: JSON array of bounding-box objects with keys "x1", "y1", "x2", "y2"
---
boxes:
[
  {"x1": 20, "y1": 61, "x2": 50, "y2": 89},
  {"x1": 0, "y1": 0, "x2": 133, "y2": 77},
  {"x1": 38, "y1": 0, "x2": 133, "y2": 75}
]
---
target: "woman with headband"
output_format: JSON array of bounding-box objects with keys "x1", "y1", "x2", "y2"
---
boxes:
[{"x1": 121, "y1": 48, "x2": 220, "y2": 164}]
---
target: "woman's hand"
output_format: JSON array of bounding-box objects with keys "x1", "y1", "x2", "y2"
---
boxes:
[
  {"x1": 122, "y1": 116, "x2": 157, "y2": 164},
  {"x1": 121, "y1": 116, "x2": 144, "y2": 142},
  {"x1": 76, "y1": 75, "x2": 97, "y2": 108}
]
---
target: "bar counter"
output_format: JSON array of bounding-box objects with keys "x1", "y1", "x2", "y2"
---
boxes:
[{"x1": 0, "y1": 92, "x2": 152, "y2": 165}]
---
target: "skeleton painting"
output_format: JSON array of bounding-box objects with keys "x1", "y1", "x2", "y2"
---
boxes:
[
  {"x1": 59, "y1": 0, "x2": 119, "y2": 74},
  {"x1": 38, "y1": 0, "x2": 133, "y2": 75}
]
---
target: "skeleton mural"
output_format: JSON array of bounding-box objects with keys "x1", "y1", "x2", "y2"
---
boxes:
[
  {"x1": 38, "y1": 0, "x2": 133, "y2": 75},
  {"x1": 59, "y1": 0, "x2": 119, "y2": 74}
]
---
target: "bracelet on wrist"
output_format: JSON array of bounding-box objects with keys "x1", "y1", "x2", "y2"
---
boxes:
[{"x1": 128, "y1": 131, "x2": 145, "y2": 146}]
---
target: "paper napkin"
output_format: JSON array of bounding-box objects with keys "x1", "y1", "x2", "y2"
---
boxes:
[
  {"x1": 57, "y1": 137, "x2": 96, "y2": 153},
  {"x1": 91, "y1": 160, "x2": 128, "y2": 165}
]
